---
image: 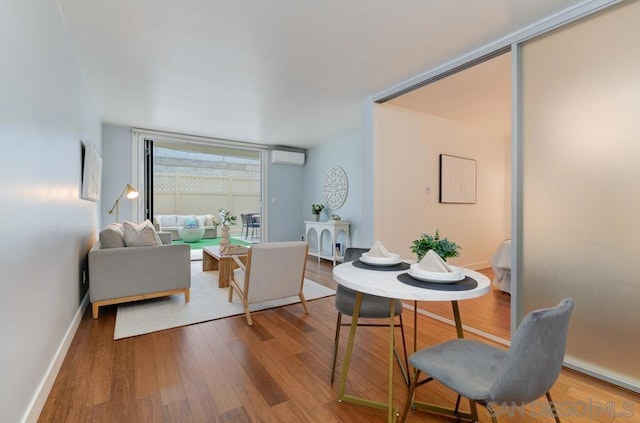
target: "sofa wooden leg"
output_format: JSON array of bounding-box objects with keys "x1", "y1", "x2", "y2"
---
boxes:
[
  {"x1": 184, "y1": 289, "x2": 190, "y2": 302},
  {"x1": 92, "y1": 303, "x2": 99, "y2": 319}
]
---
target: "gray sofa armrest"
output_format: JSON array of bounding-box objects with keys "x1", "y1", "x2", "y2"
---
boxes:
[
  {"x1": 158, "y1": 231, "x2": 172, "y2": 245},
  {"x1": 89, "y1": 242, "x2": 191, "y2": 303}
]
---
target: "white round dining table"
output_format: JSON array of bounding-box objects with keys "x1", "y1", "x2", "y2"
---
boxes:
[
  {"x1": 332, "y1": 260, "x2": 490, "y2": 423},
  {"x1": 333, "y1": 261, "x2": 490, "y2": 301}
]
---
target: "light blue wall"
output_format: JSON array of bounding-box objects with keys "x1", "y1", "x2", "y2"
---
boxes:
[
  {"x1": 0, "y1": 0, "x2": 101, "y2": 421},
  {"x1": 267, "y1": 158, "x2": 304, "y2": 241},
  {"x1": 302, "y1": 126, "x2": 372, "y2": 248},
  {"x1": 101, "y1": 124, "x2": 135, "y2": 226}
]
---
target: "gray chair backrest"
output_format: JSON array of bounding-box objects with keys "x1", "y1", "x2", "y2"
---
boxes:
[
  {"x1": 343, "y1": 248, "x2": 369, "y2": 263},
  {"x1": 489, "y1": 298, "x2": 574, "y2": 404},
  {"x1": 337, "y1": 248, "x2": 370, "y2": 299}
]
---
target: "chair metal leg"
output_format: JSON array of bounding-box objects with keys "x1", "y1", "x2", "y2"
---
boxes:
[
  {"x1": 400, "y1": 369, "x2": 421, "y2": 423},
  {"x1": 330, "y1": 312, "x2": 343, "y2": 383},
  {"x1": 546, "y1": 391, "x2": 562, "y2": 423},
  {"x1": 397, "y1": 313, "x2": 410, "y2": 386},
  {"x1": 332, "y1": 310, "x2": 408, "y2": 385},
  {"x1": 485, "y1": 402, "x2": 498, "y2": 423}
]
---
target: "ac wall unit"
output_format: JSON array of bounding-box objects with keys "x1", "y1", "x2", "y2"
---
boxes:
[{"x1": 270, "y1": 150, "x2": 305, "y2": 166}]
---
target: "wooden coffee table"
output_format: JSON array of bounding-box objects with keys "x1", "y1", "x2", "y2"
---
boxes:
[{"x1": 202, "y1": 246, "x2": 248, "y2": 288}]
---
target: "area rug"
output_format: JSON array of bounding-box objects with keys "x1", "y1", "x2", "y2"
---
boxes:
[
  {"x1": 113, "y1": 262, "x2": 335, "y2": 339},
  {"x1": 185, "y1": 236, "x2": 252, "y2": 261},
  {"x1": 172, "y1": 236, "x2": 251, "y2": 250}
]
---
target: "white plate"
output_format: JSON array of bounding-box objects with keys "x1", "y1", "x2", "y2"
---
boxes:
[
  {"x1": 408, "y1": 264, "x2": 465, "y2": 283},
  {"x1": 360, "y1": 252, "x2": 402, "y2": 266}
]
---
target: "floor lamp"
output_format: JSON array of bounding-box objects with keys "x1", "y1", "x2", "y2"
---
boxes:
[{"x1": 108, "y1": 184, "x2": 139, "y2": 222}]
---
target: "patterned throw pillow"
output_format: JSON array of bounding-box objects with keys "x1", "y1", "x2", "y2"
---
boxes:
[
  {"x1": 184, "y1": 217, "x2": 198, "y2": 228},
  {"x1": 122, "y1": 220, "x2": 163, "y2": 247}
]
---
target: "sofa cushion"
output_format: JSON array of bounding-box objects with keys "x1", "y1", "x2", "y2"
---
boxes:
[
  {"x1": 123, "y1": 220, "x2": 163, "y2": 247},
  {"x1": 196, "y1": 215, "x2": 208, "y2": 227},
  {"x1": 176, "y1": 215, "x2": 188, "y2": 227},
  {"x1": 159, "y1": 215, "x2": 177, "y2": 227},
  {"x1": 99, "y1": 223, "x2": 125, "y2": 248}
]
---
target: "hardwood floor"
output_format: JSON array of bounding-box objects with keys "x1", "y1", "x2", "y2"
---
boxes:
[
  {"x1": 415, "y1": 268, "x2": 511, "y2": 341},
  {"x1": 39, "y1": 258, "x2": 639, "y2": 422}
]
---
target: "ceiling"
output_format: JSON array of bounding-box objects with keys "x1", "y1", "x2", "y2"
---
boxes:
[
  {"x1": 58, "y1": 0, "x2": 587, "y2": 148},
  {"x1": 388, "y1": 52, "x2": 512, "y2": 136}
]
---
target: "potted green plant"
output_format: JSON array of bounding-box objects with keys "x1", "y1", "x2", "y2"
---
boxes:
[
  {"x1": 410, "y1": 229, "x2": 460, "y2": 261},
  {"x1": 218, "y1": 208, "x2": 237, "y2": 227},
  {"x1": 311, "y1": 203, "x2": 324, "y2": 221},
  {"x1": 218, "y1": 208, "x2": 237, "y2": 249}
]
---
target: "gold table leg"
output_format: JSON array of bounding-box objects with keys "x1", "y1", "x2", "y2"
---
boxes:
[{"x1": 407, "y1": 300, "x2": 479, "y2": 422}]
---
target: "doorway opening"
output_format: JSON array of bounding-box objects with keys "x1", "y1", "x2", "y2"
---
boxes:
[
  {"x1": 144, "y1": 139, "x2": 264, "y2": 243},
  {"x1": 380, "y1": 51, "x2": 512, "y2": 342}
]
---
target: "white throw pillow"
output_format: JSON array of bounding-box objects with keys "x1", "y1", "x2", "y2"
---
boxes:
[
  {"x1": 176, "y1": 215, "x2": 188, "y2": 227},
  {"x1": 123, "y1": 220, "x2": 163, "y2": 247}
]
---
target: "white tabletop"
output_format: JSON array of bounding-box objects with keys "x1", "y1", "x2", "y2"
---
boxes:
[{"x1": 333, "y1": 261, "x2": 490, "y2": 302}]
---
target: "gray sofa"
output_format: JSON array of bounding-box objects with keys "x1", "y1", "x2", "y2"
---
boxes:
[{"x1": 88, "y1": 231, "x2": 191, "y2": 318}]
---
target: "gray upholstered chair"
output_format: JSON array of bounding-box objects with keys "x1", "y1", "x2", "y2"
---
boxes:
[
  {"x1": 230, "y1": 241, "x2": 309, "y2": 325},
  {"x1": 400, "y1": 297, "x2": 575, "y2": 423},
  {"x1": 330, "y1": 247, "x2": 409, "y2": 384}
]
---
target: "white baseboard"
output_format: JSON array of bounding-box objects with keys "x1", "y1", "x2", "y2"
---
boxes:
[
  {"x1": 462, "y1": 260, "x2": 490, "y2": 270},
  {"x1": 22, "y1": 292, "x2": 89, "y2": 423},
  {"x1": 563, "y1": 358, "x2": 640, "y2": 394}
]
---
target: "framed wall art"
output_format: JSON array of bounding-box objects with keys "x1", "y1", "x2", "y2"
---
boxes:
[{"x1": 439, "y1": 154, "x2": 476, "y2": 204}]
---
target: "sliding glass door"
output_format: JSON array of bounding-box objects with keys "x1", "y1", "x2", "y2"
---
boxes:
[
  {"x1": 143, "y1": 138, "x2": 264, "y2": 240},
  {"x1": 518, "y1": 0, "x2": 640, "y2": 391}
]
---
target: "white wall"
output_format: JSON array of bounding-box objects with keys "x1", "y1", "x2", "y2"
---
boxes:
[
  {"x1": 0, "y1": 0, "x2": 101, "y2": 421},
  {"x1": 374, "y1": 104, "x2": 508, "y2": 267}
]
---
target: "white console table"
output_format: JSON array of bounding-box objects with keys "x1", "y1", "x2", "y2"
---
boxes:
[{"x1": 305, "y1": 220, "x2": 351, "y2": 266}]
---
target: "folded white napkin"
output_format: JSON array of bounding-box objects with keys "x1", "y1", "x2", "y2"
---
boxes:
[
  {"x1": 418, "y1": 250, "x2": 452, "y2": 273},
  {"x1": 368, "y1": 240, "x2": 391, "y2": 257}
]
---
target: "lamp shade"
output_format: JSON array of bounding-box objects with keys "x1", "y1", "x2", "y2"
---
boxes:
[
  {"x1": 109, "y1": 184, "x2": 139, "y2": 221},
  {"x1": 125, "y1": 185, "x2": 139, "y2": 199}
]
